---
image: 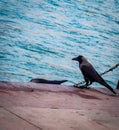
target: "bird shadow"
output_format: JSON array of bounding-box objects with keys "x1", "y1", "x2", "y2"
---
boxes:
[{"x1": 73, "y1": 91, "x2": 101, "y2": 100}]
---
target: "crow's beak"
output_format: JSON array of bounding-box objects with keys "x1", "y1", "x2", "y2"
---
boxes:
[{"x1": 72, "y1": 57, "x2": 77, "y2": 61}]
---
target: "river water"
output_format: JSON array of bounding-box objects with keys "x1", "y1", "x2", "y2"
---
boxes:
[{"x1": 0, "y1": 0, "x2": 119, "y2": 88}]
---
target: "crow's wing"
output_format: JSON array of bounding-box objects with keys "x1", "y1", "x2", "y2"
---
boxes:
[{"x1": 80, "y1": 64, "x2": 103, "y2": 83}]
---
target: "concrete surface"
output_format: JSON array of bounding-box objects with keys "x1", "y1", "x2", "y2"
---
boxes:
[{"x1": 0, "y1": 82, "x2": 119, "y2": 130}]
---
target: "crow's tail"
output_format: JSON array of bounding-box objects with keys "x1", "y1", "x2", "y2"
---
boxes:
[{"x1": 101, "y1": 81, "x2": 116, "y2": 94}]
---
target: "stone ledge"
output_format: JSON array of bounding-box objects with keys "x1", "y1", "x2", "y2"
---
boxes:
[{"x1": 0, "y1": 82, "x2": 119, "y2": 130}]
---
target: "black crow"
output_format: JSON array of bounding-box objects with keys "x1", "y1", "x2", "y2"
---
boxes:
[{"x1": 72, "y1": 55, "x2": 116, "y2": 94}]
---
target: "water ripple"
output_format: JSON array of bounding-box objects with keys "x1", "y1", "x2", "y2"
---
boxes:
[{"x1": 0, "y1": 0, "x2": 119, "y2": 87}]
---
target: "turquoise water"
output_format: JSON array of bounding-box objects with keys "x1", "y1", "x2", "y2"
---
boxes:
[{"x1": 0, "y1": 0, "x2": 119, "y2": 88}]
